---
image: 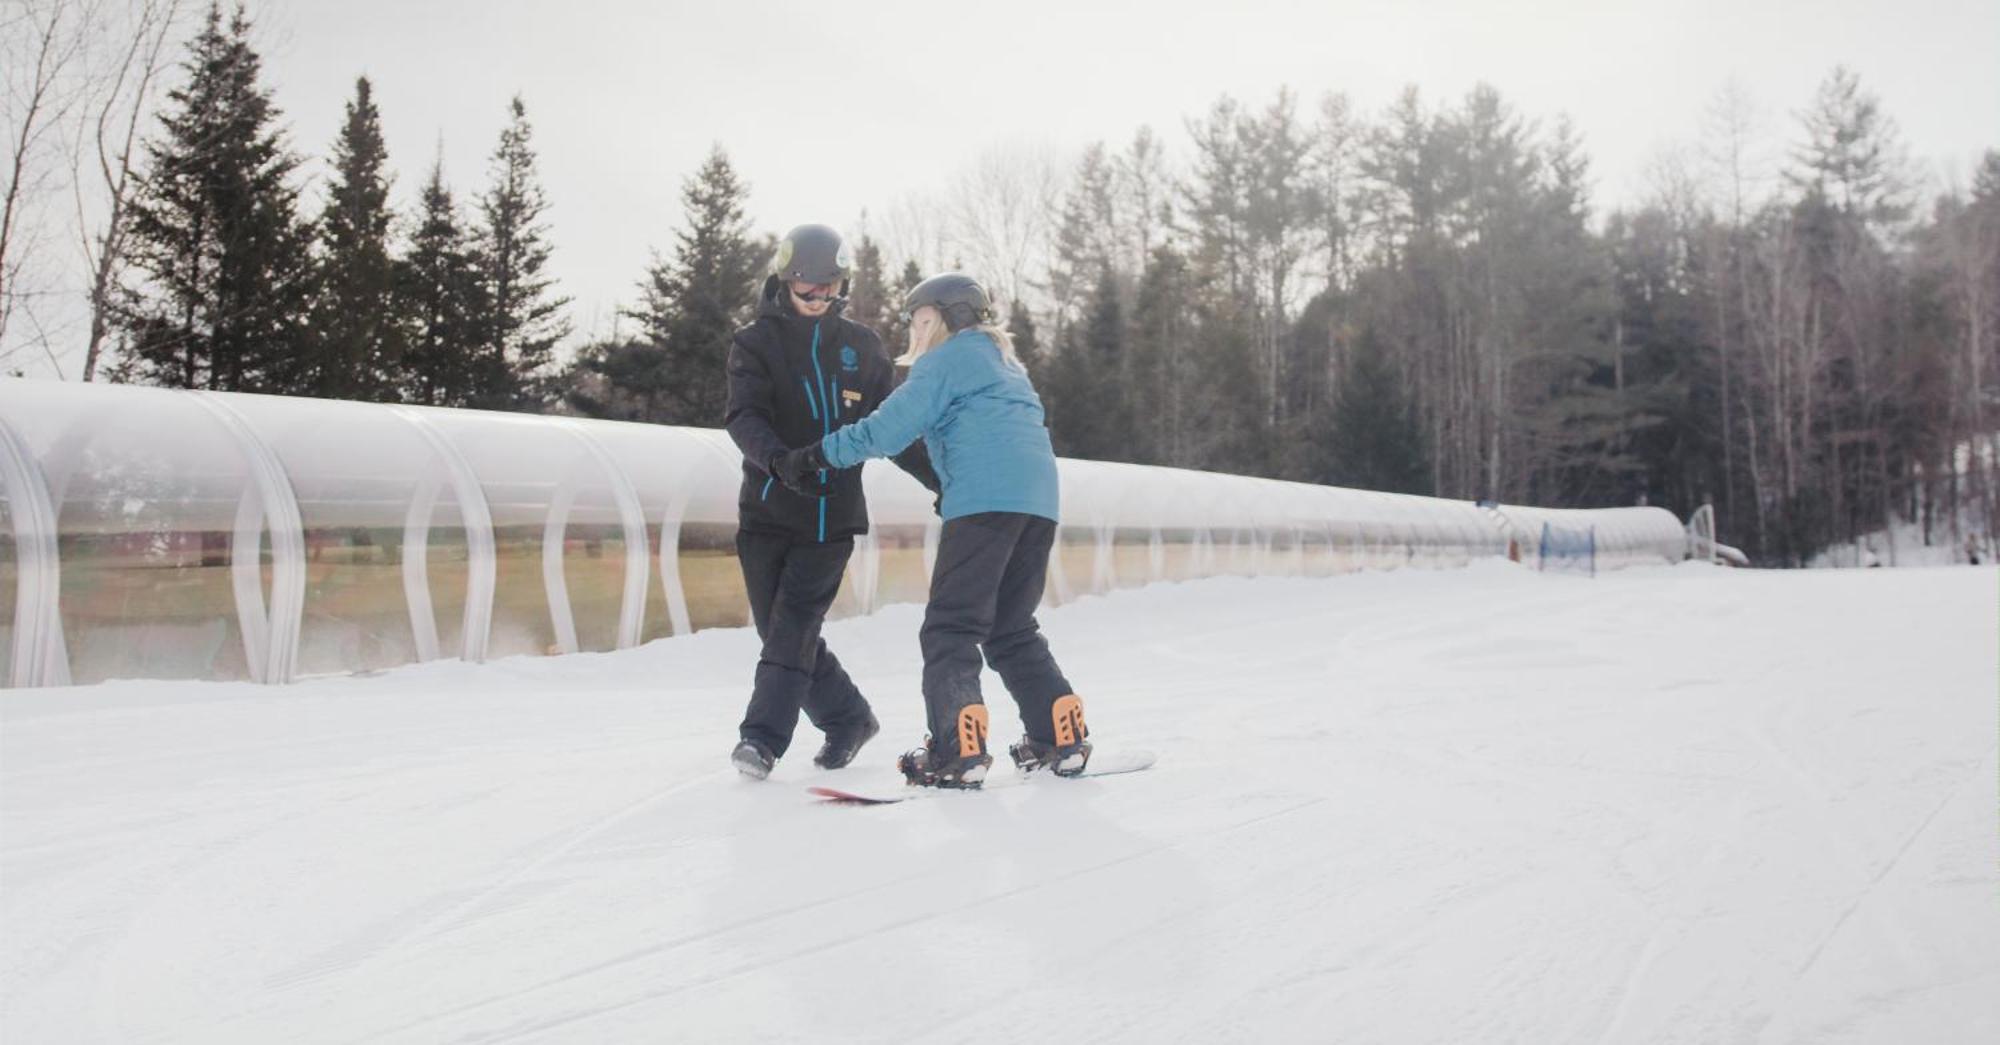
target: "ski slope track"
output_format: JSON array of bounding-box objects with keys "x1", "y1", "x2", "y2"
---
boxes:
[{"x1": 3, "y1": 561, "x2": 1996, "y2": 1043}]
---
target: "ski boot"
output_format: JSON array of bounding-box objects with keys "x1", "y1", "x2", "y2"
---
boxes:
[
  {"x1": 1008, "y1": 694, "x2": 1092, "y2": 777},
  {"x1": 813, "y1": 708, "x2": 880, "y2": 770},
  {"x1": 731, "y1": 738, "x2": 776, "y2": 780},
  {"x1": 897, "y1": 705, "x2": 993, "y2": 788}
]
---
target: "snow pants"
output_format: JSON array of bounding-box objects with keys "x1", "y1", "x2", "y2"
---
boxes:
[
  {"x1": 736, "y1": 531, "x2": 871, "y2": 757},
  {"x1": 920, "y1": 512, "x2": 1075, "y2": 747}
]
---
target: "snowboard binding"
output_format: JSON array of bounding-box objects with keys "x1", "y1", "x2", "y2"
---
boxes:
[
  {"x1": 898, "y1": 705, "x2": 992, "y2": 789},
  {"x1": 1008, "y1": 694, "x2": 1092, "y2": 777}
]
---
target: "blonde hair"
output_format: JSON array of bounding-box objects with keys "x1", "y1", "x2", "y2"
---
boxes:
[{"x1": 895, "y1": 309, "x2": 1022, "y2": 370}]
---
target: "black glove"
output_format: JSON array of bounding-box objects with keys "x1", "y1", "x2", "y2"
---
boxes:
[{"x1": 771, "y1": 444, "x2": 831, "y2": 496}]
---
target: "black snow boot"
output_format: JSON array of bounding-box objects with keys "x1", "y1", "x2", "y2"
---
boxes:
[
  {"x1": 813, "y1": 708, "x2": 880, "y2": 770},
  {"x1": 1010, "y1": 694, "x2": 1091, "y2": 777},
  {"x1": 1008, "y1": 736, "x2": 1093, "y2": 777},
  {"x1": 732, "y1": 738, "x2": 776, "y2": 780},
  {"x1": 897, "y1": 705, "x2": 993, "y2": 788}
]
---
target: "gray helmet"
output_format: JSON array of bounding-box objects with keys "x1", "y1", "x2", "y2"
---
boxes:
[
  {"x1": 770, "y1": 224, "x2": 853, "y2": 285},
  {"x1": 901, "y1": 272, "x2": 995, "y2": 332}
]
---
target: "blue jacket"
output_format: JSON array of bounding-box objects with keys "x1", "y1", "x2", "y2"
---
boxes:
[{"x1": 820, "y1": 329, "x2": 1060, "y2": 523}]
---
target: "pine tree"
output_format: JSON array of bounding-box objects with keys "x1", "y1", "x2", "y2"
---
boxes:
[
  {"x1": 397, "y1": 156, "x2": 488, "y2": 406},
  {"x1": 1322, "y1": 327, "x2": 1430, "y2": 494},
  {"x1": 476, "y1": 95, "x2": 569, "y2": 410},
  {"x1": 1047, "y1": 263, "x2": 1130, "y2": 461},
  {"x1": 847, "y1": 233, "x2": 892, "y2": 336},
  {"x1": 623, "y1": 146, "x2": 762, "y2": 425},
  {"x1": 117, "y1": 1, "x2": 311, "y2": 392},
  {"x1": 1187, "y1": 293, "x2": 1269, "y2": 475},
  {"x1": 1787, "y1": 66, "x2": 1908, "y2": 227},
  {"x1": 1006, "y1": 298, "x2": 1042, "y2": 381},
  {"x1": 560, "y1": 336, "x2": 671, "y2": 421},
  {"x1": 309, "y1": 76, "x2": 400, "y2": 401},
  {"x1": 880, "y1": 259, "x2": 924, "y2": 362},
  {"x1": 1129, "y1": 245, "x2": 1196, "y2": 466},
  {"x1": 1046, "y1": 144, "x2": 1120, "y2": 344}
]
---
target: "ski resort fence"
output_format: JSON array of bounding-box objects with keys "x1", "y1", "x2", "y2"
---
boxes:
[{"x1": 0, "y1": 380, "x2": 1690, "y2": 687}]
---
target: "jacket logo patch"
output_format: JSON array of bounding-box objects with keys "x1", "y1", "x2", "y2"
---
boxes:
[
  {"x1": 839, "y1": 345, "x2": 859, "y2": 371},
  {"x1": 842, "y1": 389, "x2": 863, "y2": 406}
]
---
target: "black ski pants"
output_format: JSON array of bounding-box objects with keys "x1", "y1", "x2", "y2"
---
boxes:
[
  {"x1": 920, "y1": 512, "x2": 1074, "y2": 747},
  {"x1": 736, "y1": 531, "x2": 870, "y2": 757}
]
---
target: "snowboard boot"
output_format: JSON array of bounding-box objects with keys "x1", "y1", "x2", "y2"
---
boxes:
[
  {"x1": 897, "y1": 705, "x2": 993, "y2": 788},
  {"x1": 1010, "y1": 694, "x2": 1092, "y2": 777},
  {"x1": 731, "y1": 738, "x2": 776, "y2": 780},
  {"x1": 812, "y1": 708, "x2": 880, "y2": 770}
]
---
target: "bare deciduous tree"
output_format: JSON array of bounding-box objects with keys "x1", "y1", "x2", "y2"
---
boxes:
[
  {"x1": 942, "y1": 143, "x2": 1059, "y2": 311},
  {"x1": 71, "y1": 0, "x2": 188, "y2": 381},
  {"x1": 2, "y1": 0, "x2": 94, "y2": 371}
]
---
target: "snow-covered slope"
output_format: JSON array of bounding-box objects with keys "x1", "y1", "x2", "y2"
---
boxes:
[{"x1": 4, "y1": 562, "x2": 1996, "y2": 1043}]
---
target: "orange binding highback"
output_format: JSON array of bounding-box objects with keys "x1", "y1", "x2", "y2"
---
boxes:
[
  {"x1": 1052, "y1": 694, "x2": 1086, "y2": 747},
  {"x1": 956, "y1": 704, "x2": 989, "y2": 758}
]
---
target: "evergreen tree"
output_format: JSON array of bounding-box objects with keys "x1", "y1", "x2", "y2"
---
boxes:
[
  {"x1": 620, "y1": 146, "x2": 762, "y2": 425},
  {"x1": 475, "y1": 95, "x2": 569, "y2": 410},
  {"x1": 1186, "y1": 292, "x2": 1270, "y2": 475},
  {"x1": 397, "y1": 157, "x2": 488, "y2": 406},
  {"x1": 1787, "y1": 66, "x2": 1908, "y2": 227},
  {"x1": 846, "y1": 233, "x2": 892, "y2": 336},
  {"x1": 1006, "y1": 298, "x2": 1042, "y2": 381},
  {"x1": 308, "y1": 76, "x2": 400, "y2": 401},
  {"x1": 1321, "y1": 327, "x2": 1430, "y2": 494},
  {"x1": 117, "y1": 1, "x2": 310, "y2": 392},
  {"x1": 1047, "y1": 264, "x2": 1131, "y2": 461},
  {"x1": 560, "y1": 335, "x2": 672, "y2": 421},
  {"x1": 880, "y1": 259, "x2": 924, "y2": 362},
  {"x1": 1129, "y1": 245, "x2": 1197, "y2": 466},
  {"x1": 1601, "y1": 207, "x2": 1702, "y2": 509},
  {"x1": 1046, "y1": 144, "x2": 1120, "y2": 343}
]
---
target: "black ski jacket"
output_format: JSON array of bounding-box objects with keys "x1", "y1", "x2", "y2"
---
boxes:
[{"x1": 724, "y1": 277, "x2": 940, "y2": 542}]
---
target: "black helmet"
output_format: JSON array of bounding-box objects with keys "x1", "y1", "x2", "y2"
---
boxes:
[
  {"x1": 901, "y1": 272, "x2": 995, "y2": 332},
  {"x1": 770, "y1": 224, "x2": 853, "y2": 285}
]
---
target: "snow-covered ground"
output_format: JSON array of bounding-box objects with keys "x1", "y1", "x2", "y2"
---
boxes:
[
  {"x1": 1809, "y1": 513, "x2": 1991, "y2": 569},
  {"x1": 3, "y1": 561, "x2": 1996, "y2": 1043}
]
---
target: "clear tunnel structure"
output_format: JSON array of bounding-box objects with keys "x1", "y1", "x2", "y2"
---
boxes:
[{"x1": 0, "y1": 379, "x2": 1691, "y2": 688}]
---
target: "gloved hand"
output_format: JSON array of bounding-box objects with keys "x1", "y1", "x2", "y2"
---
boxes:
[{"x1": 771, "y1": 443, "x2": 831, "y2": 496}]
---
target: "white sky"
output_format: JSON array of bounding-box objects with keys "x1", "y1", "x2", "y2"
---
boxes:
[{"x1": 13, "y1": 0, "x2": 2000, "y2": 375}]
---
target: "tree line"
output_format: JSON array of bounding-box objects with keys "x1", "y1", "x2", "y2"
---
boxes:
[
  {"x1": 5, "y1": 1, "x2": 569, "y2": 409},
  {"x1": 1003, "y1": 79, "x2": 1997, "y2": 568},
  {"x1": 6, "y1": 1, "x2": 1995, "y2": 567},
  {"x1": 594, "y1": 74, "x2": 1995, "y2": 568}
]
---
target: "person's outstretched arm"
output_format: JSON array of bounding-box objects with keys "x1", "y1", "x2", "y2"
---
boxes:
[
  {"x1": 820, "y1": 354, "x2": 950, "y2": 469},
  {"x1": 864, "y1": 355, "x2": 943, "y2": 493}
]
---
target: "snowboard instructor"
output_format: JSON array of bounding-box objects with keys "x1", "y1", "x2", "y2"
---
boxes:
[{"x1": 723, "y1": 224, "x2": 940, "y2": 779}]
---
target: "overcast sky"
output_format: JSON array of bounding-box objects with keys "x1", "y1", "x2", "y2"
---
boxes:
[{"x1": 14, "y1": 0, "x2": 2000, "y2": 375}]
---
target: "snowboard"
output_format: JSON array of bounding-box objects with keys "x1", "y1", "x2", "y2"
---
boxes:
[{"x1": 808, "y1": 750, "x2": 1157, "y2": 805}]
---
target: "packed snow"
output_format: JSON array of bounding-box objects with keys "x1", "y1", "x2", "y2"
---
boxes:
[{"x1": 3, "y1": 560, "x2": 1996, "y2": 1043}]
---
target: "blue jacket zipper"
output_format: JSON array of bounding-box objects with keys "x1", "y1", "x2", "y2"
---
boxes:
[{"x1": 809, "y1": 323, "x2": 830, "y2": 542}]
